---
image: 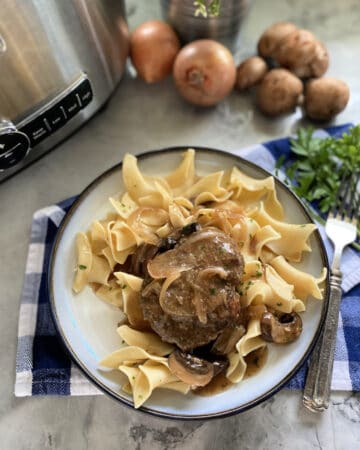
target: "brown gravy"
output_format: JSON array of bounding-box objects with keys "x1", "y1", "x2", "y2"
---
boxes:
[
  {"x1": 194, "y1": 372, "x2": 233, "y2": 397},
  {"x1": 244, "y1": 346, "x2": 268, "y2": 378},
  {"x1": 194, "y1": 346, "x2": 268, "y2": 397}
]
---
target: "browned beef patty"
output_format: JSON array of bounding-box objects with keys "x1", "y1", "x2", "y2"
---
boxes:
[{"x1": 139, "y1": 227, "x2": 244, "y2": 351}]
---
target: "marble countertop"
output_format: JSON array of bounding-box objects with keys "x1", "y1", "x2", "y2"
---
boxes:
[{"x1": 1, "y1": 0, "x2": 360, "y2": 448}]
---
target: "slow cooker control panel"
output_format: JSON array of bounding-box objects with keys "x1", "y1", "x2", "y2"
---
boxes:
[
  {"x1": 0, "y1": 121, "x2": 30, "y2": 172},
  {"x1": 0, "y1": 75, "x2": 93, "y2": 173},
  {"x1": 19, "y1": 77, "x2": 93, "y2": 148}
]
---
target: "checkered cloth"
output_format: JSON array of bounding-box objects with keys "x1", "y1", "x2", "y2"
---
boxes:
[{"x1": 15, "y1": 124, "x2": 360, "y2": 396}]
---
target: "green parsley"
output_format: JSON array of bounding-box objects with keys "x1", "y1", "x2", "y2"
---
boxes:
[
  {"x1": 194, "y1": 0, "x2": 221, "y2": 17},
  {"x1": 276, "y1": 302, "x2": 283, "y2": 307},
  {"x1": 119, "y1": 284, "x2": 127, "y2": 290},
  {"x1": 236, "y1": 286, "x2": 243, "y2": 296},
  {"x1": 255, "y1": 271, "x2": 263, "y2": 278},
  {"x1": 209, "y1": 287, "x2": 216, "y2": 295},
  {"x1": 78, "y1": 265, "x2": 87, "y2": 270},
  {"x1": 278, "y1": 126, "x2": 360, "y2": 249}
]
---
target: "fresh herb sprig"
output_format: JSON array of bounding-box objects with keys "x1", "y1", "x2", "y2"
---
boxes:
[
  {"x1": 277, "y1": 126, "x2": 360, "y2": 249},
  {"x1": 194, "y1": 0, "x2": 221, "y2": 18}
]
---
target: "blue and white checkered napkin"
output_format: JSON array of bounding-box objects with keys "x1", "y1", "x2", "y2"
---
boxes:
[{"x1": 15, "y1": 124, "x2": 360, "y2": 396}]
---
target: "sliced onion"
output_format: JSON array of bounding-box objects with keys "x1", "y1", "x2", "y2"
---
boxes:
[{"x1": 147, "y1": 251, "x2": 192, "y2": 279}]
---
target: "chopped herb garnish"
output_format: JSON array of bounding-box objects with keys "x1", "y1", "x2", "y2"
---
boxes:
[
  {"x1": 255, "y1": 271, "x2": 262, "y2": 278},
  {"x1": 276, "y1": 302, "x2": 283, "y2": 307},
  {"x1": 132, "y1": 376, "x2": 136, "y2": 380},
  {"x1": 277, "y1": 126, "x2": 360, "y2": 249},
  {"x1": 299, "y1": 224, "x2": 306, "y2": 228},
  {"x1": 249, "y1": 234, "x2": 253, "y2": 240},
  {"x1": 120, "y1": 284, "x2": 127, "y2": 289},
  {"x1": 209, "y1": 287, "x2": 216, "y2": 295},
  {"x1": 78, "y1": 264, "x2": 87, "y2": 270}
]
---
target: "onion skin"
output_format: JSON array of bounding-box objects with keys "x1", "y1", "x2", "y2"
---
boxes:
[
  {"x1": 173, "y1": 39, "x2": 236, "y2": 107},
  {"x1": 130, "y1": 20, "x2": 180, "y2": 83}
]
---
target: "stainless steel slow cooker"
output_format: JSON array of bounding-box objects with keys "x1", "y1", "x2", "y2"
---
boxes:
[{"x1": 0, "y1": 0, "x2": 129, "y2": 182}]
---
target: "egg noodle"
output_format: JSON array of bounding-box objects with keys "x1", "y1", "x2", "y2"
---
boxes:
[{"x1": 73, "y1": 149, "x2": 326, "y2": 408}]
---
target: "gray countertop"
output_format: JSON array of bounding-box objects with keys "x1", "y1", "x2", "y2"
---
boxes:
[{"x1": 1, "y1": 0, "x2": 360, "y2": 448}]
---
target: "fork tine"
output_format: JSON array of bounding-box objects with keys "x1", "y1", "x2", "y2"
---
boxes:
[
  {"x1": 329, "y1": 170, "x2": 350, "y2": 218},
  {"x1": 348, "y1": 171, "x2": 360, "y2": 223}
]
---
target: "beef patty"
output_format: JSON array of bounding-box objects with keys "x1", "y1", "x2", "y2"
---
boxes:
[{"x1": 139, "y1": 227, "x2": 244, "y2": 351}]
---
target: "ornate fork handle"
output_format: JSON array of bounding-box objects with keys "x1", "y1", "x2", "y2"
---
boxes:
[{"x1": 303, "y1": 269, "x2": 342, "y2": 412}]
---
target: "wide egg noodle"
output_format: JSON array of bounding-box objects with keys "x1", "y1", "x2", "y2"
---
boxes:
[
  {"x1": 122, "y1": 154, "x2": 172, "y2": 209},
  {"x1": 117, "y1": 325, "x2": 174, "y2": 356},
  {"x1": 106, "y1": 221, "x2": 136, "y2": 264},
  {"x1": 94, "y1": 279, "x2": 124, "y2": 307},
  {"x1": 101, "y1": 246, "x2": 117, "y2": 271},
  {"x1": 87, "y1": 254, "x2": 112, "y2": 286},
  {"x1": 252, "y1": 225, "x2": 281, "y2": 259},
  {"x1": 169, "y1": 202, "x2": 194, "y2": 228},
  {"x1": 228, "y1": 167, "x2": 284, "y2": 220},
  {"x1": 131, "y1": 360, "x2": 180, "y2": 408},
  {"x1": 114, "y1": 272, "x2": 147, "y2": 328},
  {"x1": 109, "y1": 192, "x2": 139, "y2": 220},
  {"x1": 184, "y1": 171, "x2": 229, "y2": 205},
  {"x1": 73, "y1": 232, "x2": 92, "y2": 293},
  {"x1": 226, "y1": 319, "x2": 266, "y2": 383},
  {"x1": 270, "y1": 255, "x2": 327, "y2": 301},
  {"x1": 98, "y1": 346, "x2": 168, "y2": 368},
  {"x1": 251, "y1": 202, "x2": 317, "y2": 262},
  {"x1": 165, "y1": 149, "x2": 196, "y2": 194},
  {"x1": 89, "y1": 220, "x2": 108, "y2": 255}
]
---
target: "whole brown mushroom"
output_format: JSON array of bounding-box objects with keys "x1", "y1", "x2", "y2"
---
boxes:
[
  {"x1": 275, "y1": 29, "x2": 329, "y2": 78},
  {"x1": 256, "y1": 68, "x2": 303, "y2": 116},
  {"x1": 236, "y1": 56, "x2": 268, "y2": 91},
  {"x1": 258, "y1": 21, "x2": 298, "y2": 60},
  {"x1": 304, "y1": 77, "x2": 350, "y2": 121}
]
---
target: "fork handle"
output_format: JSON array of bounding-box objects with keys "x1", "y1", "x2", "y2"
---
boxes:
[{"x1": 303, "y1": 269, "x2": 342, "y2": 412}]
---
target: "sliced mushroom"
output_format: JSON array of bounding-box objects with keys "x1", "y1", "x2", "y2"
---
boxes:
[
  {"x1": 168, "y1": 350, "x2": 214, "y2": 387},
  {"x1": 260, "y1": 311, "x2": 302, "y2": 344}
]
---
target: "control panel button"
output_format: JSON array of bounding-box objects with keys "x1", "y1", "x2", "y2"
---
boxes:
[
  {"x1": 0, "y1": 135, "x2": 30, "y2": 171},
  {"x1": 20, "y1": 116, "x2": 50, "y2": 147},
  {"x1": 60, "y1": 93, "x2": 81, "y2": 119},
  {"x1": 45, "y1": 105, "x2": 67, "y2": 131},
  {"x1": 18, "y1": 76, "x2": 93, "y2": 149},
  {"x1": 0, "y1": 131, "x2": 29, "y2": 157},
  {"x1": 76, "y1": 79, "x2": 93, "y2": 108}
]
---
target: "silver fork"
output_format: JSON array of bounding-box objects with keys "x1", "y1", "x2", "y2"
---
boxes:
[{"x1": 303, "y1": 170, "x2": 360, "y2": 412}]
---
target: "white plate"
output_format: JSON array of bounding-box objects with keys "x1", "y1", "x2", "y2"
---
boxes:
[{"x1": 49, "y1": 147, "x2": 329, "y2": 419}]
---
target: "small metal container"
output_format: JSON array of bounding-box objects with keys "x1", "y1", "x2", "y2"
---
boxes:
[{"x1": 161, "y1": 0, "x2": 251, "y2": 51}]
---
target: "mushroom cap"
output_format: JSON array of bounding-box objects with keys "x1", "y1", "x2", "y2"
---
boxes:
[
  {"x1": 256, "y1": 68, "x2": 303, "y2": 116},
  {"x1": 304, "y1": 77, "x2": 350, "y2": 121},
  {"x1": 168, "y1": 350, "x2": 214, "y2": 387},
  {"x1": 236, "y1": 56, "x2": 268, "y2": 91},
  {"x1": 258, "y1": 22, "x2": 298, "y2": 59},
  {"x1": 260, "y1": 311, "x2": 303, "y2": 344},
  {"x1": 275, "y1": 29, "x2": 317, "y2": 69}
]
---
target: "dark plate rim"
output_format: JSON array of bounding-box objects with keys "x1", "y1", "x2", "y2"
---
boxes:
[{"x1": 48, "y1": 146, "x2": 330, "y2": 420}]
